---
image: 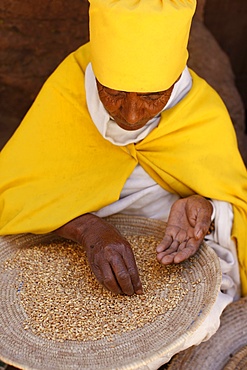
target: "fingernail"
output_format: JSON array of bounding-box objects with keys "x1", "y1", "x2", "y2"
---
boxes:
[
  {"x1": 195, "y1": 229, "x2": 202, "y2": 238},
  {"x1": 136, "y1": 289, "x2": 143, "y2": 295}
]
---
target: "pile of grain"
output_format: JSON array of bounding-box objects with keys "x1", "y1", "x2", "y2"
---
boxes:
[{"x1": 3, "y1": 234, "x2": 192, "y2": 342}]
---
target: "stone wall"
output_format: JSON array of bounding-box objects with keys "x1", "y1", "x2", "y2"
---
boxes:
[
  {"x1": 188, "y1": 1, "x2": 246, "y2": 164},
  {"x1": 204, "y1": 0, "x2": 247, "y2": 116},
  {"x1": 195, "y1": 0, "x2": 247, "y2": 164},
  {"x1": 0, "y1": 0, "x2": 89, "y2": 144}
]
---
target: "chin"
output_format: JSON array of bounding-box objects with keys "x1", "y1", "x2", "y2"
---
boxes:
[{"x1": 115, "y1": 120, "x2": 147, "y2": 131}]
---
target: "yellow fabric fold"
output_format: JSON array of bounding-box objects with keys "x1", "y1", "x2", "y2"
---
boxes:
[{"x1": 0, "y1": 43, "x2": 247, "y2": 295}]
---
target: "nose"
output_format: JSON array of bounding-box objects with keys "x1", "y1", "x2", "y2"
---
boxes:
[{"x1": 121, "y1": 93, "x2": 144, "y2": 124}]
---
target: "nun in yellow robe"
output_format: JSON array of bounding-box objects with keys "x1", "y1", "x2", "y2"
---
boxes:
[{"x1": 0, "y1": 1, "x2": 247, "y2": 361}]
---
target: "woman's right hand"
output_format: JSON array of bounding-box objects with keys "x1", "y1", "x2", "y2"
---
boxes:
[{"x1": 55, "y1": 214, "x2": 143, "y2": 296}]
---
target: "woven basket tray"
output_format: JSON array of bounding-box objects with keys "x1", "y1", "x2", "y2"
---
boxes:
[
  {"x1": 0, "y1": 214, "x2": 222, "y2": 370},
  {"x1": 167, "y1": 297, "x2": 247, "y2": 370}
]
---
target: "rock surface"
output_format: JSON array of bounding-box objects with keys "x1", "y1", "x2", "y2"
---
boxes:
[
  {"x1": 0, "y1": 0, "x2": 89, "y2": 146},
  {"x1": 188, "y1": 20, "x2": 246, "y2": 164}
]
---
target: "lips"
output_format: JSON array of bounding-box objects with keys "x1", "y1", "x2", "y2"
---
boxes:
[{"x1": 113, "y1": 117, "x2": 149, "y2": 131}]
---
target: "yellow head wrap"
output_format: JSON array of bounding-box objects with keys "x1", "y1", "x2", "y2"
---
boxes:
[{"x1": 89, "y1": 0, "x2": 196, "y2": 92}]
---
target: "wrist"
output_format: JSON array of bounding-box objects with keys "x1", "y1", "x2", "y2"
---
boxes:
[
  {"x1": 205, "y1": 198, "x2": 215, "y2": 221},
  {"x1": 54, "y1": 213, "x2": 98, "y2": 245},
  {"x1": 205, "y1": 199, "x2": 215, "y2": 235}
]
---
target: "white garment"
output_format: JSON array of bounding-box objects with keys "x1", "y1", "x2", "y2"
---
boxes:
[
  {"x1": 85, "y1": 64, "x2": 240, "y2": 369},
  {"x1": 205, "y1": 201, "x2": 241, "y2": 298}
]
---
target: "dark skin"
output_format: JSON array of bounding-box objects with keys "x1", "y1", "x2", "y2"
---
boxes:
[
  {"x1": 55, "y1": 80, "x2": 213, "y2": 296},
  {"x1": 96, "y1": 79, "x2": 174, "y2": 131}
]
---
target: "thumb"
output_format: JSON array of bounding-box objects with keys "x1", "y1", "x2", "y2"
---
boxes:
[
  {"x1": 193, "y1": 209, "x2": 212, "y2": 240},
  {"x1": 186, "y1": 197, "x2": 212, "y2": 240}
]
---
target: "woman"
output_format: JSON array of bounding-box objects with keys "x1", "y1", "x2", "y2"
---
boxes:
[{"x1": 0, "y1": 0, "x2": 246, "y2": 357}]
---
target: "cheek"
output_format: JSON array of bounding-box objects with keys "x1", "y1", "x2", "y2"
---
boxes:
[
  {"x1": 145, "y1": 100, "x2": 167, "y2": 116},
  {"x1": 98, "y1": 93, "x2": 121, "y2": 114}
]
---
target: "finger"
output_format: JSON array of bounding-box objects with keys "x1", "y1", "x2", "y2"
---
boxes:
[
  {"x1": 158, "y1": 240, "x2": 180, "y2": 256},
  {"x1": 158, "y1": 251, "x2": 178, "y2": 265},
  {"x1": 194, "y1": 212, "x2": 212, "y2": 240},
  {"x1": 93, "y1": 261, "x2": 123, "y2": 295},
  {"x1": 194, "y1": 218, "x2": 211, "y2": 239},
  {"x1": 157, "y1": 225, "x2": 190, "y2": 253},
  {"x1": 121, "y1": 248, "x2": 143, "y2": 295},
  {"x1": 177, "y1": 241, "x2": 187, "y2": 251},
  {"x1": 174, "y1": 228, "x2": 189, "y2": 243},
  {"x1": 156, "y1": 235, "x2": 173, "y2": 253},
  {"x1": 186, "y1": 198, "x2": 212, "y2": 239},
  {"x1": 173, "y1": 241, "x2": 201, "y2": 263},
  {"x1": 110, "y1": 256, "x2": 135, "y2": 296},
  {"x1": 126, "y1": 264, "x2": 143, "y2": 295},
  {"x1": 185, "y1": 211, "x2": 210, "y2": 240},
  {"x1": 156, "y1": 240, "x2": 180, "y2": 263}
]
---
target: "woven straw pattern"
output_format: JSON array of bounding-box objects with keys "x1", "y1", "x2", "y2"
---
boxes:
[
  {"x1": 0, "y1": 215, "x2": 221, "y2": 370},
  {"x1": 223, "y1": 345, "x2": 247, "y2": 370},
  {"x1": 167, "y1": 296, "x2": 247, "y2": 370}
]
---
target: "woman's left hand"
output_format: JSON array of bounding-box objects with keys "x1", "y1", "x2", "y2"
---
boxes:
[{"x1": 156, "y1": 195, "x2": 213, "y2": 264}]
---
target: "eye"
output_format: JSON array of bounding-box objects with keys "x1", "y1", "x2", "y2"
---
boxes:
[
  {"x1": 140, "y1": 93, "x2": 165, "y2": 101},
  {"x1": 105, "y1": 89, "x2": 126, "y2": 98},
  {"x1": 147, "y1": 95, "x2": 162, "y2": 101}
]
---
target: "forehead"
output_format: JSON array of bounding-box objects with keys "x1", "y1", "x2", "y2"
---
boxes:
[{"x1": 96, "y1": 79, "x2": 169, "y2": 95}]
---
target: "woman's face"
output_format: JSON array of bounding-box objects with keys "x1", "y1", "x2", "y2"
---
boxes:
[{"x1": 96, "y1": 80, "x2": 174, "y2": 131}]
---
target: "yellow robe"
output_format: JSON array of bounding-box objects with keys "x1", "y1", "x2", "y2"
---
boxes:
[{"x1": 0, "y1": 44, "x2": 247, "y2": 295}]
